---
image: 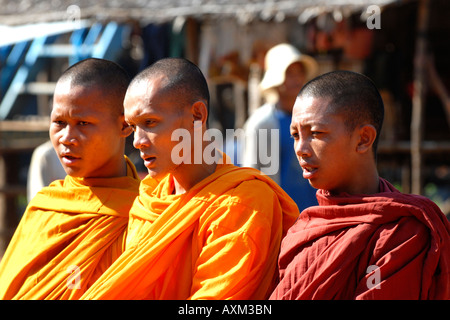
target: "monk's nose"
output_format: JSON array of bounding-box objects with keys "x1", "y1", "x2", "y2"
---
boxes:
[
  {"x1": 59, "y1": 125, "x2": 78, "y2": 146},
  {"x1": 295, "y1": 136, "x2": 311, "y2": 158},
  {"x1": 133, "y1": 127, "x2": 150, "y2": 150}
]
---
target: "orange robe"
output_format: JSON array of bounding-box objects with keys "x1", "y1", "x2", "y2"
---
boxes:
[
  {"x1": 0, "y1": 157, "x2": 140, "y2": 300},
  {"x1": 270, "y1": 178, "x2": 450, "y2": 300},
  {"x1": 81, "y1": 158, "x2": 299, "y2": 300}
]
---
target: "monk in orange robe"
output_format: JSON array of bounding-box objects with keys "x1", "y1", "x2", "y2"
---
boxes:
[
  {"x1": 270, "y1": 71, "x2": 450, "y2": 300},
  {"x1": 0, "y1": 58, "x2": 140, "y2": 299},
  {"x1": 81, "y1": 58, "x2": 299, "y2": 300}
]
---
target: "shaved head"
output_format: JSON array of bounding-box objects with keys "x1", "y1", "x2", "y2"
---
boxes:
[
  {"x1": 130, "y1": 58, "x2": 210, "y2": 116},
  {"x1": 57, "y1": 58, "x2": 130, "y2": 116},
  {"x1": 298, "y1": 70, "x2": 384, "y2": 155}
]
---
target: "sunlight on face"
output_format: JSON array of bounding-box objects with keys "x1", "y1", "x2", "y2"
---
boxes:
[
  {"x1": 50, "y1": 81, "x2": 125, "y2": 178},
  {"x1": 124, "y1": 77, "x2": 191, "y2": 181},
  {"x1": 290, "y1": 95, "x2": 359, "y2": 193}
]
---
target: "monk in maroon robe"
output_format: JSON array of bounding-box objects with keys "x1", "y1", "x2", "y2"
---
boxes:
[{"x1": 270, "y1": 71, "x2": 450, "y2": 300}]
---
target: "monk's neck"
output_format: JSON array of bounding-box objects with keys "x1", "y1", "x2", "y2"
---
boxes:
[
  {"x1": 330, "y1": 168, "x2": 380, "y2": 196},
  {"x1": 82, "y1": 155, "x2": 128, "y2": 179},
  {"x1": 171, "y1": 162, "x2": 217, "y2": 195}
]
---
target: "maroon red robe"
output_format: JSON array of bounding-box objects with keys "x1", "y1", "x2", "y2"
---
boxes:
[{"x1": 270, "y1": 178, "x2": 450, "y2": 300}]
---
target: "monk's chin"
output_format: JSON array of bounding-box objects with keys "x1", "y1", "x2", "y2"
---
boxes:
[{"x1": 307, "y1": 179, "x2": 327, "y2": 191}]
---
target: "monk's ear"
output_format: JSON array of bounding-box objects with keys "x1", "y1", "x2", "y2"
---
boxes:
[
  {"x1": 356, "y1": 124, "x2": 377, "y2": 154},
  {"x1": 119, "y1": 114, "x2": 133, "y2": 138},
  {"x1": 190, "y1": 100, "x2": 208, "y2": 127}
]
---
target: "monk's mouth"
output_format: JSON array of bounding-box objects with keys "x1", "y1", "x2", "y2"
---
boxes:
[
  {"x1": 302, "y1": 166, "x2": 318, "y2": 179},
  {"x1": 61, "y1": 155, "x2": 81, "y2": 165},
  {"x1": 143, "y1": 156, "x2": 156, "y2": 167}
]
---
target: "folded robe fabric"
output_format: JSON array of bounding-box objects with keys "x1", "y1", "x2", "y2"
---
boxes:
[
  {"x1": 82, "y1": 157, "x2": 299, "y2": 300},
  {"x1": 270, "y1": 178, "x2": 450, "y2": 300},
  {"x1": 0, "y1": 156, "x2": 140, "y2": 300}
]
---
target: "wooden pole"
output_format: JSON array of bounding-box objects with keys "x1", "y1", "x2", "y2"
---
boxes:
[
  {"x1": 427, "y1": 56, "x2": 450, "y2": 129},
  {"x1": 411, "y1": 0, "x2": 431, "y2": 195}
]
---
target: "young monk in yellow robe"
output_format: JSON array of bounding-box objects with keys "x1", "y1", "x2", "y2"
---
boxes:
[
  {"x1": 81, "y1": 58, "x2": 299, "y2": 300},
  {"x1": 0, "y1": 58, "x2": 140, "y2": 299}
]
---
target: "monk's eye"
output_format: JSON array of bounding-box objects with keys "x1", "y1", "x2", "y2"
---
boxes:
[
  {"x1": 145, "y1": 119, "x2": 158, "y2": 127},
  {"x1": 290, "y1": 132, "x2": 299, "y2": 140},
  {"x1": 78, "y1": 121, "x2": 89, "y2": 126},
  {"x1": 53, "y1": 120, "x2": 66, "y2": 126}
]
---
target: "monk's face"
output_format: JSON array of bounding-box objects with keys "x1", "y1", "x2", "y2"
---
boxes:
[
  {"x1": 290, "y1": 95, "x2": 361, "y2": 193},
  {"x1": 50, "y1": 81, "x2": 127, "y2": 178},
  {"x1": 124, "y1": 75, "x2": 192, "y2": 181}
]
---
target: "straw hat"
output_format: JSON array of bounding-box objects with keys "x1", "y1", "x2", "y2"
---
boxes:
[{"x1": 259, "y1": 43, "x2": 318, "y2": 92}]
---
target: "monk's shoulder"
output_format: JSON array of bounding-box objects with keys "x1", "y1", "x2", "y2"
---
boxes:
[
  {"x1": 199, "y1": 179, "x2": 279, "y2": 240},
  {"x1": 384, "y1": 190, "x2": 443, "y2": 214},
  {"x1": 370, "y1": 215, "x2": 430, "y2": 260},
  {"x1": 228, "y1": 178, "x2": 277, "y2": 201},
  {"x1": 209, "y1": 178, "x2": 281, "y2": 220}
]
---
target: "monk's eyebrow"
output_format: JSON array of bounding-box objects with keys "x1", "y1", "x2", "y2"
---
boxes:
[{"x1": 127, "y1": 111, "x2": 155, "y2": 121}]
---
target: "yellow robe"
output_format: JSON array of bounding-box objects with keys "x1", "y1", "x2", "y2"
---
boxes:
[
  {"x1": 0, "y1": 156, "x2": 140, "y2": 300},
  {"x1": 82, "y1": 157, "x2": 299, "y2": 300}
]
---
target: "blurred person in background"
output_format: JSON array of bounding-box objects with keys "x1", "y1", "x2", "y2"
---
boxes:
[
  {"x1": 242, "y1": 43, "x2": 319, "y2": 211},
  {"x1": 27, "y1": 140, "x2": 66, "y2": 202}
]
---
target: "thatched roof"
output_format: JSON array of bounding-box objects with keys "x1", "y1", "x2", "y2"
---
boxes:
[{"x1": 0, "y1": 0, "x2": 400, "y2": 26}]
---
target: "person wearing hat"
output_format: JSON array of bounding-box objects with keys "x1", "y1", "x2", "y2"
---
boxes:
[{"x1": 241, "y1": 43, "x2": 319, "y2": 211}]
